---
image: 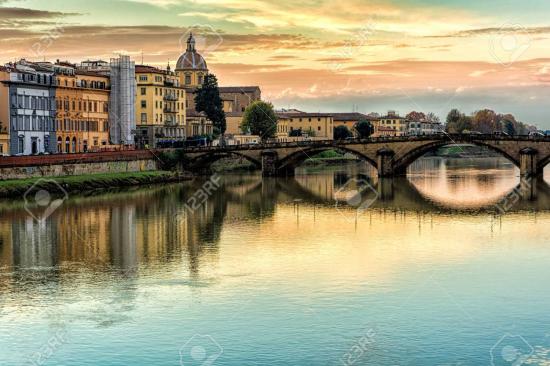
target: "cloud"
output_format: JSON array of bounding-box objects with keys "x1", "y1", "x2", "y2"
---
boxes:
[{"x1": 0, "y1": 7, "x2": 79, "y2": 19}]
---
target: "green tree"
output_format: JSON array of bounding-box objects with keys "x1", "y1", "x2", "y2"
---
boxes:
[
  {"x1": 446, "y1": 109, "x2": 461, "y2": 125},
  {"x1": 502, "y1": 119, "x2": 516, "y2": 135},
  {"x1": 354, "y1": 119, "x2": 373, "y2": 138},
  {"x1": 334, "y1": 125, "x2": 352, "y2": 140},
  {"x1": 194, "y1": 73, "x2": 226, "y2": 136},
  {"x1": 289, "y1": 128, "x2": 302, "y2": 137},
  {"x1": 241, "y1": 101, "x2": 278, "y2": 141}
]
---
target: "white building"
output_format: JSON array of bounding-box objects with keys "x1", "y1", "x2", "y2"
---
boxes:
[{"x1": 3, "y1": 61, "x2": 57, "y2": 155}]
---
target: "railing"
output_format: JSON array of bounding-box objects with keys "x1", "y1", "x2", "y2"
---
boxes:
[
  {"x1": 163, "y1": 94, "x2": 178, "y2": 101},
  {"x1": 163, "y1": 107, "x2": 177, "y2": 114}
]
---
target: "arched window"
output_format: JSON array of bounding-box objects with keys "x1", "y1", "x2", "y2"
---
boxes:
[
  {"x1": 71, "y1": 137, "x2": 77, "y2": 153},
  {"x1": 57, "y1": 137, "x2": 62, "y2": 153},
  {"x1": 65, "y1": 137, "x2": 70, "y2": 153}
]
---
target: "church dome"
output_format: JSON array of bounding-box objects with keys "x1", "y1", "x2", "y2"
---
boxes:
[{"x1": 176, "y1": 33, "x2": 208, "y2": 70}]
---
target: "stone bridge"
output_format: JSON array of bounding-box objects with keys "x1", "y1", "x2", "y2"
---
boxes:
[{"x1": 182, "y1": 134, "x2": 550, "y2": 177}]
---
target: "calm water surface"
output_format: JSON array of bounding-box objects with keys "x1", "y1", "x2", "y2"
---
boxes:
[{"x1": 1, "y1": 157, "x2": 550, "y2": 365}]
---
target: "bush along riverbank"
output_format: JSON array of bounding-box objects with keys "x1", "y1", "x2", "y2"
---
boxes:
[{"x1": 0, "y1": 171, "x2": 192, "y2": 198}]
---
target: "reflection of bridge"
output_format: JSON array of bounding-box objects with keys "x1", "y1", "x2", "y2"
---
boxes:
[{"x1": 183, "y1": 135, "x2": 550, "y2": 177}]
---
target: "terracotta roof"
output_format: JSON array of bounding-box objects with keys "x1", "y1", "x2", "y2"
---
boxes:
[
  {"x1": 276, "y1": 112, "x2": 333, "y2": 118},
  {"x1": 328, "y1": 112, "x2": 374, "y2": 121},
  {"x1": 219, "y1": 86, "x2": 260, "y2": 93},
  {"x1": 135, "y1": 65, "x2": 165, "y2": 74}
]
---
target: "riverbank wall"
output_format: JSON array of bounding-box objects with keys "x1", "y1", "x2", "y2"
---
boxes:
[{"x1": 0, "y1": 150, "x2": 161, "y2": 180}]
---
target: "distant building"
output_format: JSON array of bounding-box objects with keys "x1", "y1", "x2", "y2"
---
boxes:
[
  {"x1": 109, "y1": 56, "x2": 136, "y2": 146},
  {"x1": 174, "y1": 33, "x2": 260, "y2": 139},
  {"x1": 0, "y1": 60, "x2": 57, "y2": 155},
  {"x1": 329, "y1": 112, "x2": 375, "y2": 137},
  {"x1": 134, "y1": 64, "x2": 186, "y2": 148},
  {"x1": 276, "y1": 110, "x2": 334, "y2": 140},
  {"x1": 375, "y1": 111, "x2": 407, "y2": 136}
]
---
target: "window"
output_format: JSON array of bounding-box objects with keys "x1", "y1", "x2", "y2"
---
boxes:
[
  {"x1": 198, "y1": 75, "x2": 203, "y2": 84},
  {"x1": 141, "y1": 100, "x2": 147, "y2": 108},
  {"x1": 141, "y1": 87, "x2": 146, "y2": 95},
  {"x1": 185, "y1": 74, "x2": 191, "y2": 85},
  {"x1": 139, "y1": 75, "x2": 148, "y2": 81},
  {"x1": 18, "y1": 136, "x2": 24, "y2": 154},
  {"x1": 141, "y1": 113, "x2": 147, "y2": 123}
]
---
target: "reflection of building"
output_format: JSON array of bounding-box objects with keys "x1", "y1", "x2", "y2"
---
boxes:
[
  {"x1": 110, "y1": 205, "x2": 137, "y2": 269},
  {"x1": 11, "y1": 218, "x2": 58, "y2": 268},
  {"x1": 0, "y1": 60, "x2": 57, "y2": 155},
  {"x1": 134, "y1": 65, "x2": 186, "y2": 148}
]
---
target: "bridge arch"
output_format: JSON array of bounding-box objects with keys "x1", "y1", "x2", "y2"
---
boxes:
[
  {"x1": 187, "y1": 151, "x2": 262, "y2": 172},
  {"x1": 276, "y1": 146, "x2": 378, "y2": 174},
  {"x1": 391, "y1": 139, "x2": 521, "y2": 175}
]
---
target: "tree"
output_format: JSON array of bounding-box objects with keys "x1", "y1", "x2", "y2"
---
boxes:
[
  {"x1": 472, "y1": 109, "x2": 498, "y2": 133},
  {"x1": 194, "y1": 73, "x2": 226, "y2": 136},
  {"x1": 289, "y1": 128, "x2": 302, "y2": 137},
  {"x1": 502, "y1": 119, "x2": 516, "y2": 135},
  {"x1": 334, "y1": 125, "x2": 352, "y2": 140},
  {"x1": 446, "y1": 109, "x2": 461, "y2": 125},
  {"x1": 241, "y1": 101, "x2": 278, "y2": 141},
  {"x1": 406, "y1": 111, "x2": 426, "y2": 122},
  {"x1": 425, "y1": 112, "x2": 440, "y2": 123},
  {"x1": 354, "y1": 119, "x2": 373, "y2": 138}
]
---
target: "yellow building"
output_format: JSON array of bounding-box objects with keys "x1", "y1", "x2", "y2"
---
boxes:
[
  {"x1": 329, "y1": 112, "x2": 376, "y2": 137},
  {"x1": 0, "y1": 67, "x2": 10, "y2": 154},
  {"x1": 54, "y1": 62, "x2": 112, "y2": 153},
  {"x1": 276, "y1": 110, "x2": 334, "y2": 140},
  {"x1": 134, "y1": 65, "x2": 186, "y2": 147},
  {"x1": 376, "y1": 111, "x2": 407, "y2": 136}
]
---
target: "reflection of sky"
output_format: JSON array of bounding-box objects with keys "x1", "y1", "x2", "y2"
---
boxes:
[{"x1": 409, "y1": 157, "x2": 520, "y2": 209}]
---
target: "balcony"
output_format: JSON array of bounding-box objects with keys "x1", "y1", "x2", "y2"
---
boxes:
[
  {"x1": 164, "y1": 94, "x2": 178, "y2": 101},
  {"x1": 165, "y1": 120, "x2": 178, "y2": 127},
  {"x1": 164, "y1": 80, "x2": 175, "y2": 87},
  {"x1": 163, "y1": 107, "x2": 177, "y2": 114}
]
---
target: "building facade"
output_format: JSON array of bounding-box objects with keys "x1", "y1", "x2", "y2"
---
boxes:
[
  {"x1": 329, "y1": 112, "x2": 376, "y2": 137},
  {"x1": 52, "y1": 62, "x2": 111, "y2": 153},
  {"x1": 0, "y1": 67, "x2": 11, "y2": 155},
  {"x1": 109, "y1": 56, "x2": 136, "y2": 146},
  {"x1": 0, "y1": 61, "x2": 56, "y2": 155},
  {"x1": 375, "y1": 111, "x2": 408, "y2": 136},
  {"x1": 134, "y1": 65, "x2": 186, "y2": 148},
  {"x1": 276, "y1": 110, "x2": 334, "y2": 140}
]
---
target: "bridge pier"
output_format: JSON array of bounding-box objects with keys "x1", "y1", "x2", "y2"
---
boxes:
[
  {"x1": 519, "y1": 148, "x2": 539, "y2": 177},
  {"x1": 261, "y1": 150, "x2": 279, "y2": 177},
  {"x1": 376, "y1": 178, "x2": 394, "y2": 201},
  {"x1": 377, "y1": 148, "x2": 396, "y2": 177}
]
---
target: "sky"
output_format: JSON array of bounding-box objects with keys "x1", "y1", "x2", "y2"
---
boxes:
[{"x1": 1, "y1": 0, "x2": 549, "y2": 126}]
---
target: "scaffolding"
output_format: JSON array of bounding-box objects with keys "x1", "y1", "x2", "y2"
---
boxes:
[{"x1": 109, "y1": 56, "x2": 136, "y2": 145}]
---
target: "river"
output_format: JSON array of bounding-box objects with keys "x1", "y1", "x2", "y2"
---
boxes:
[{"x1": 1, "y1": 157, "x2": 550, "y2": 365}]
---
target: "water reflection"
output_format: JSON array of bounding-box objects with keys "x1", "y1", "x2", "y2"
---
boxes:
[
  {"x1": 1, "y1": 157, "x2": 550, "y2": 365},
  {"x1": 0, "y1": 157, "x2": 548, "y2": 274}
]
